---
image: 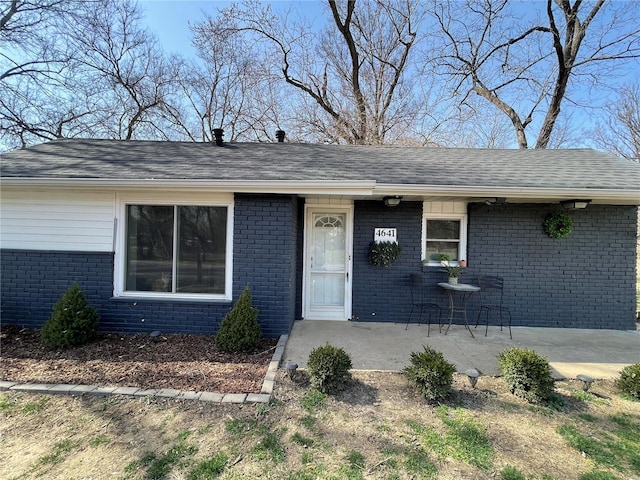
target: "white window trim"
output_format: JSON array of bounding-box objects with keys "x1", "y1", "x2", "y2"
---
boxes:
[
  {"x1": 113, "y1": 192, "x2": 234, "y2": 301},
  {"x1": 421, "y1": 211, "x2": 468, "y2": 267}
]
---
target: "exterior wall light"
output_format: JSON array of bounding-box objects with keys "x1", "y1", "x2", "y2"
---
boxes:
[
  {"x1": 484, "y1": 197, "x2": 507, "y2": 206},
  {"x1": 560, "y1": 199, "x2": 591, "y2": 209},
  {"x1": 383, "y1": 196, "x2": 403, "y2": 207}
]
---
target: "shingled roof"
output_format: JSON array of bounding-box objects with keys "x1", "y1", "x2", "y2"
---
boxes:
[{"x1": 2, "y1": 139, "x2": 639, "y2": 203}]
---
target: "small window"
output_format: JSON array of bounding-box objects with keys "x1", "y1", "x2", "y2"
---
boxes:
[
  {"x1": 423, "y1": 214, "x2": 467, "y2": 265},
  {"x1": 123, "y1": 204, "x2": 229, "y2": 297}
]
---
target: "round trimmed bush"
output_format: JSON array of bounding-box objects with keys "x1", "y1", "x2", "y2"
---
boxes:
[
  {"x1": 498, "y1": 347, "x2": 555, "y2": 403},
  {"x1": 616, "y1": 362, "x2": 640, "y2": 400},
  {"x1": 404, "y1": 346, "x2": 456, "y2": 403},
  {"x1": 307, "y1": 344, "x2": 352, "y2": 394},
  {"x1": 41, "y1": 282, "x2": 99, "y2": 350}
]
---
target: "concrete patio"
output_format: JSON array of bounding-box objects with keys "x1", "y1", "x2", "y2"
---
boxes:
[{"x1": 283, "y1": 320, "x2": 640, "y2": 379}]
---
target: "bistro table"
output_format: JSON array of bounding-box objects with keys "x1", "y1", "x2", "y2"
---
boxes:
[{"x1": 437, "y1": 282, "x2": 481, "y2": 338}]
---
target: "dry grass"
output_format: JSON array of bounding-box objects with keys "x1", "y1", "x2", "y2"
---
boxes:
[{"x1": 2, "y1": 370, "x2": 639, "y2": 480}]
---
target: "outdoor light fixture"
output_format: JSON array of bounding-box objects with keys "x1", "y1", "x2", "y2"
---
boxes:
[
  {"x1": 285, "y1": 363, "x2": 298, "y2": 379},
  {"x1": 576, "y1": 374, "x2": 594, "y2": 392},
  {"x1": 465, "y1": 368, "x2": 481, "y2": 388},
  {"x1": 560, "y1": 199, "x2": 591, "y2": 209},
  {"x1": 484, "y1": 197, "x2": 507, "y2": 206},
  {"x1": 383, "y1": 195, "x2": 403, "y2": 207}
]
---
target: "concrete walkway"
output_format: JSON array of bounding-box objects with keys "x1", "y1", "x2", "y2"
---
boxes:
[{"x1": 283, "y1": 320, "x2": 640, "y2": 379}]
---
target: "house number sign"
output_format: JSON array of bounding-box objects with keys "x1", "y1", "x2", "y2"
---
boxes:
[{"x1": 374, "y1": 228, "x2": 397, "y2": 243}]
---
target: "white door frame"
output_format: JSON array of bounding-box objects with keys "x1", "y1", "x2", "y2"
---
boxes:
[{"x1": 302, "y1": 204, "x2": 353, "y2": 321}]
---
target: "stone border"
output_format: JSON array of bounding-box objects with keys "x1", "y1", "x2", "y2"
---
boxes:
[{"x1": 0, "y1": 334, "x2": 288, "y2": 404}]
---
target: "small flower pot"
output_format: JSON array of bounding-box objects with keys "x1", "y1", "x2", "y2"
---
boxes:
[{"x1": 448, "y1": 277, "x2": 458, "y2": 285}]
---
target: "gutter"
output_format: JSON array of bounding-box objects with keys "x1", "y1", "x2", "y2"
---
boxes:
[
  {"x1": 375, "y1": 184, "x2": 640, "y2": 205},
  {"x1": 2, "y1": 178, "x2": 639, "y2": 204},
  {"x1": 0, "y1": 178, "x2": 378, "y2": 196}
]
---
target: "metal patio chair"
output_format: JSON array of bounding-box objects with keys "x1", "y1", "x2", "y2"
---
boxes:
[
  {"x1": 407, "y1": 273, "x2": 442, "y2": 336},
  {"x1": 475, "y1": 275, "x2": 513, "y2": 339}
]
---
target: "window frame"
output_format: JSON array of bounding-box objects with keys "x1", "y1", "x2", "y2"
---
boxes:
[
  {"x1": 114, "y1": 193, "x2": 234, "y2": 302},
  {"x1": 421, "y1": 212, "x2": 468, "y2": 267}
]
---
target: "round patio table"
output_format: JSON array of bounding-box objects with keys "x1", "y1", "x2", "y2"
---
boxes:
[{"x1": 437, "y1": 282, "x2": 481, "y2": 338}]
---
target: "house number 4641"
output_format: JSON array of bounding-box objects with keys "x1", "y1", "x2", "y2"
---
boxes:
[{"x1": 374, "y1": 228, "x2": 397, "y2": 243}]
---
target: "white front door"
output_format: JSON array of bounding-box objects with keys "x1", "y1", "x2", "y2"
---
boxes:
[{"x1": 303, "y1": 207, "x2": 352, "y2": 321}]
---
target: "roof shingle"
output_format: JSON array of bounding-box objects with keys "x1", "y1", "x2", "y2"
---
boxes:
[{"x1": 1, "y1": 139, "x2": 639, "y2": 196}]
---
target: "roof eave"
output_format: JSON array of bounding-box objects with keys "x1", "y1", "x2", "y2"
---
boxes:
[
  {"x1": 2, "y1": 178, "x2": 639, "y2": 204},
  {"x1": 0, "y1": 178, "x2": 377, "y2": 196},
  {"x1": 375, "y1": 184, "x2": 640, "y2": 205}
]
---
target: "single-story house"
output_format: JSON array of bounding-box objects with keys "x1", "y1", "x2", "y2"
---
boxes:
[{"x1": 1, "y1": 137, "x2": 639, "y2": 336}]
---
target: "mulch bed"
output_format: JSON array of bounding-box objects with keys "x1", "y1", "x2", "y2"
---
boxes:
[{"x1": 0, "y1": 325, "x2": 278, "y2": 393}]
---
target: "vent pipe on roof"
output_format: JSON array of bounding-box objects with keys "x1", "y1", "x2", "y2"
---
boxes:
[
  {"x1": 213, "y1": 128, "x2": 224, "y2": 146},
  {"x1": 275, "y1": 130, "x2": 285, "y2": 143}
]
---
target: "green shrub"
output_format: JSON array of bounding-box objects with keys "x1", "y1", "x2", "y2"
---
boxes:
[
  {"x1": 404, "y1": 346, "x2": 456, "y2": 403},
  {"x1": 500, "y1": 465, "x2": 525, "y2": 480},
  {"x1": 307, "y1": 344, "x2": 352, "y2": 394},
  {"x1": 498, "y1": 347, "x2": 555, "y2": 404},
  {"x1": 41, "y1": 282, "x2": 99, "y2": 349},
  {"x1": 616, "y1": 362, "x2": 640, "y2": 400},
  {"x1": 215, "y1": 285, "x2": 261, "y2": 352}
]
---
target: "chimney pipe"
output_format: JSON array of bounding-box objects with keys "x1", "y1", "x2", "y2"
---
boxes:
[
  {"x1": 213, "y1": 128, "x2": 224, "y2": 146},
  {"x1": 275, "y1": 130, "x2": 285, "y2": 143}
]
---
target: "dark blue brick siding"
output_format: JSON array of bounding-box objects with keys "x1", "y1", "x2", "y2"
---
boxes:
[
  {"x1": 466, "y1": 203, "x2": 637, "y2": 330},
  {"x1": 0, "y1": 250, "x2": 115, "y2": 329},
  {"x1": 233, "y1": 194, "x2": 301, "y2": 337},
  {"x1": 351, "y1": 201, "x2": 637, "y2": 330},
  {"x1": 352, "y1": 201, "x2": 447, "y2": 323},
  {"x1": 3, "y1": 199, "x2": 635, "y2": 333},
  {"x1": 1, "y1": 194, "x2": 301, "y2": 336}
]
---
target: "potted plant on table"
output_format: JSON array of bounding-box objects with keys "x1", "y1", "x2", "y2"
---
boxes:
[{"x1": 437, "y1": 254, "x2": 466, "y2": 284}]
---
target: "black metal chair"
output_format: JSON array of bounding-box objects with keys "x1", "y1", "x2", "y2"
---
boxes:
[
  {"x1": 407, "y1": 273, "x2": 442, "y2": 336},
  {"x1": 475, "y1": 276, "x2": 512, "y2": 339}
]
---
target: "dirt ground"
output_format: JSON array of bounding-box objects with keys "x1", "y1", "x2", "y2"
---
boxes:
[{"x1": 1, "y1": 326, "x2": 639, "y2": 479}]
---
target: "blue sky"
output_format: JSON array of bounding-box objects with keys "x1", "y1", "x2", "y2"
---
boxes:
[
  {"x1": 140, "y1": 0, "x2": 325, "y2": 55},
  {"x1": 140, "y1": 0, "x2": 216, "y2": 55}
]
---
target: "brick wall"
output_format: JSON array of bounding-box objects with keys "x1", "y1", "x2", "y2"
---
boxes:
[
  {"x1": 0, "y1": 194, "x2": 300, "y2": 337},
  {"x1": 351, "y1": 201, "x2": 638, "y2": 330},
  {"x1": 352, "y1": 201, "x2": 439, "y2": 323},
  {"x1": 232, "y1": 194, "x2": 301, "y2": 337},
  {"x1": 467, "y1": 203, "x2": 637, "y2": 330},
  {"x1": 0, "y1": 250, "x2": 116, "y2": 329},
  {"x1": 2, "y1": 198, "x2": 635, "y2": 333}
]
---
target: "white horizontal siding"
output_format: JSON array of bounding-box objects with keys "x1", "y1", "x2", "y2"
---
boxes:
[
  {"x1": 423, "y1": 200, "x2": 467, "y2": 214},
  {"x1": 1, "y1": 188, "x2": 115, "y2": 252}
]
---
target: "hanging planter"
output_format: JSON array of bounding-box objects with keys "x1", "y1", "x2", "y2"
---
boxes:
[
  {"x1": 369, "y1": 241, "x2": 401, "y2": 267},
  {"x1": 543, "y1": 212, "x2": 573, "y2": 239}
]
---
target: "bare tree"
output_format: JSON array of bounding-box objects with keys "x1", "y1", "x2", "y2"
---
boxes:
[
  {"x1": 167, "y1": 18, "x2": 281, "y2": 142},
  {"x1": 0, "y1": 0, "x2": 89, "y2": 148},
  {"x1": 593, "y1": 84, "x2": 640, "y2": 161},
  {"x1": 65, "y1": 0, "x2": 182, "y2": 140},
  {"x1": 431, "y1": 0, "x2": 640, "y2": 149},
  {"x1": 204, "y1": 0, "x2": 428, "y2": 145},
  {"x1": 0, "y1": 0, "x2": 78, "y2": 82},
  {"x1": 0, "y1": 0, "x2": 181, "y2": 149}
]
